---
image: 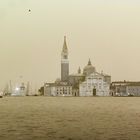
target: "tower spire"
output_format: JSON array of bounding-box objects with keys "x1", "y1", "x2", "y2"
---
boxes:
[
  {"x1": 78, "y1": 67, "x2": 81, "y2": 74},
  {"x1": 88, "y1": 58, "x2": 91, "y2": 65},
  {"x1": 62, "y1": 36, "x2": 68, "y2": 53}
]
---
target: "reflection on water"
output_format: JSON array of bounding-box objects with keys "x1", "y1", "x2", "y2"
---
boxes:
[{"x1": 0, "y1": 97, "x2": 140, "y2": 140}]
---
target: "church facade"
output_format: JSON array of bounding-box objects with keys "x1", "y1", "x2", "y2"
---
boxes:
[{"x1": 79, "y1": 71, "x2": 110, "y2": 96}]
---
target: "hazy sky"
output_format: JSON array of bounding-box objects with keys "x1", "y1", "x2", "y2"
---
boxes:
[{"x1": 1, "y1": 0, "x2": 140, "y2": 89}]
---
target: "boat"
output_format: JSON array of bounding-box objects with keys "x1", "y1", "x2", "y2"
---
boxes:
[{"x1": 0, "y1": 91, "x2": 3, "y2": 98}]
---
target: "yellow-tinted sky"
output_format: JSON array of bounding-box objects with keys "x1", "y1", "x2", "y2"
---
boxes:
[{"x1": 0, "y1": 0, "x2": 140, "y2": 89}]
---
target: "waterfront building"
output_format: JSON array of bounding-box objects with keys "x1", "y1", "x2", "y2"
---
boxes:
[
  {"x1": 79, "y1": 59, "x2": 111, "y2": 96},
  {"x1": 44, "y1": 81, "x2": 72, "y2": 96},
  {"x1": 44, "y1": 36, "x2": 111, "y2": 97},
  {"x1": 79, "y1": 71, "x2": 110, "y2": 96},
  {"x1": 110, "y1": 81, "x2": 140, "y2": 96},
  {"x1": 69, "y1": 67, "x2": 85, "y2": 96}
]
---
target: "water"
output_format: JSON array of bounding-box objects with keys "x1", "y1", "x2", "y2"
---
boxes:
[{"x1": 0, "y1": 97, "x2": 140, "y2": 140}]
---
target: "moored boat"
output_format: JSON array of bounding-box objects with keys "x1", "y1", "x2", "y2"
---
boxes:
[{"x1": 0, "y1": 91, "x2": 3, "y2": 98}]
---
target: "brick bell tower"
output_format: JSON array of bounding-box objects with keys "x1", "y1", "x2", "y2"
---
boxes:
[{"x1": 61, "y1": 36, "x2": 69, "y2": 82}]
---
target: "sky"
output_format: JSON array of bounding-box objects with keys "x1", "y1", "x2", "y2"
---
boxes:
[{"x1": 0, "y1": 0, "x2": 140, "y2": 89}]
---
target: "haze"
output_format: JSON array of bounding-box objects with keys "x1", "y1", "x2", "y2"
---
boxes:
[{"x1": 0, "y1": 0, "x2": 140, "y2": 89}]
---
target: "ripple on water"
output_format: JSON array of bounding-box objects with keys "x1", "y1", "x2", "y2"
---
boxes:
[{"x1": 1, "y1": 97, "x2": 140, "y2": 140}]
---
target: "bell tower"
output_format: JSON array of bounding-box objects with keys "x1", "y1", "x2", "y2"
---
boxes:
[{"x1": 61, "y1": 36, "x2": 69, "y2": 82}]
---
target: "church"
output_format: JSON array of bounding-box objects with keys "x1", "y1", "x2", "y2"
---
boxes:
[{"x1": 44, "y1": 37, "x2": 111, "y2": 96}]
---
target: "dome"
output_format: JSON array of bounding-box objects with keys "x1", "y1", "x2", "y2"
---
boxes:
[{"x1": 83, "y1": 59, "x2": 96, "y2": 76}]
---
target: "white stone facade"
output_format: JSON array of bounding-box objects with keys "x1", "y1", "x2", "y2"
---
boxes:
[{"x1": 79, "y1": 72, "x2": 110, "y2": 96}]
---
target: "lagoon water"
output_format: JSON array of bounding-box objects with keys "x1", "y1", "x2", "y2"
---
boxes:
[{"x1": 0, "y1": 97, "x2": 140, "y2": 140}]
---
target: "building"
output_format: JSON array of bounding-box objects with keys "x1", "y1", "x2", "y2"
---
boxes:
[
  {"x1": 69, "y1": 59, "x2": 111, "y2": 97},
  {"x1": 110, "y1": 81, "x2": 140, "y2": 96},
  {"x1": 43, "y1": 36, "x2": 111, "y2": 97},
  {"x1": 61, "y1": 36, "x2": 69, "y2": 82},
  {"x1": 69, "y1": 67, "x2": 85, "y2": 96},
  {"x1": 79, "y1": 59, "x2": 111, "y2": 96},
  {"x1": 79, "y1": 71, "x2": 110, "y2": 96},
  {"x1": 44, "y1": 81, "x2": 72, "y2": 96}
]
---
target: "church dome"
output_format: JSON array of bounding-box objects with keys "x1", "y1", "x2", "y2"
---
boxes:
[{"x1": 83, "y1": 59, "x2": 96, "y2": 76}]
